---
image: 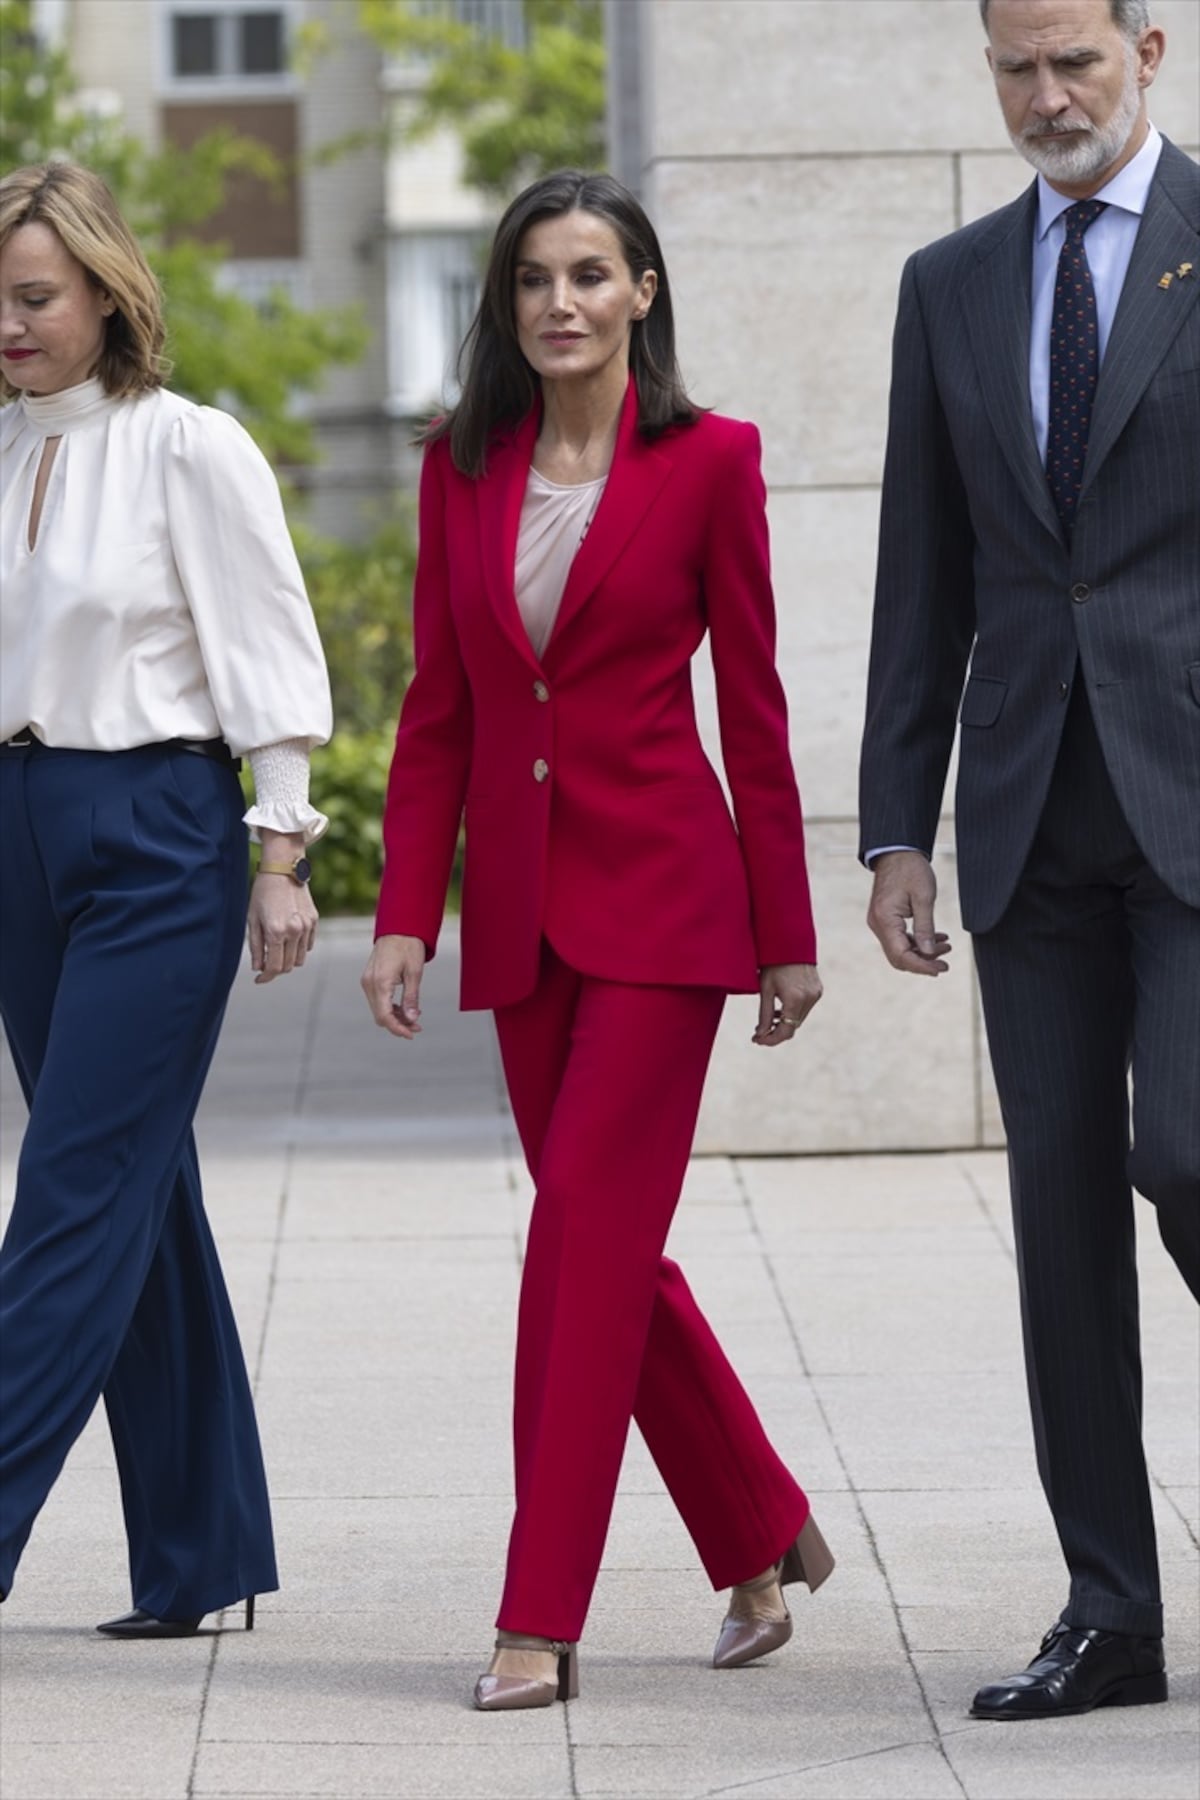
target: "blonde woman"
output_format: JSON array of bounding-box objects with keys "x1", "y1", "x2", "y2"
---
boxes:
[{"x1": 0, "y1": 164, "x2": 331, "y2": 1635}]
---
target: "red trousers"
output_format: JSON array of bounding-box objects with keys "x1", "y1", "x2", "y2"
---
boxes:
[{"x1": 493, "y1": 942, "x2": 810, "y2": 1641}]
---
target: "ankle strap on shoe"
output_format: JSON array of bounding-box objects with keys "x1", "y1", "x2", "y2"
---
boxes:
[
  {"x1": 733, "y1": 1566, "x2": 783, "y2": 1594},
  {"x1": 494, "y1": 1632, "x2": 572, "y2": 1654}
]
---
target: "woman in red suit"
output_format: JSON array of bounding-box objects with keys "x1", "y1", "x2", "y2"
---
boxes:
[{"x1": 363, "y1": 171, "x2": 831, "y2": 1710}]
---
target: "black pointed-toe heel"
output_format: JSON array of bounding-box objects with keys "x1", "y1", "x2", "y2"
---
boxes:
[
  {"x1": 96, "y1": 1596, "x2": 257, "y2": 1638},
  {"x1": 96, "y1": 1609, "x2": 203, "y2": 1638}
]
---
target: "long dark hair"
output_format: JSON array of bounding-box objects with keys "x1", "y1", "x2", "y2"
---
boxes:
[{"x1": 425, "y1": 170, "x2": 701, "y2": 478}]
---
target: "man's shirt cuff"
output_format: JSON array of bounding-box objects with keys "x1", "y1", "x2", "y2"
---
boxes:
[{"x1": 865, "y1": 844, "x2": 925, "y2": 865}]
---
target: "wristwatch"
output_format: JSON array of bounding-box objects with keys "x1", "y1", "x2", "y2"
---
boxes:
[{"x1": 257, "y1": 854, "x2": 313, "y2": 886}]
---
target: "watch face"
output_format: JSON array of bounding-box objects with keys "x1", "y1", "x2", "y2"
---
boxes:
[{"x1": 294, "y1": 857, "x2": 313, "y2": 885}]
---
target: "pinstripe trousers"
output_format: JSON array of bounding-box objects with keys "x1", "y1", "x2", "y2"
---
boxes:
[{"x1": 973, "y1": 682, "x2": 1200, "y2": 1640}]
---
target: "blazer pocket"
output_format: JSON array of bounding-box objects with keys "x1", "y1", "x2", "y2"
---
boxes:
[
  {"x1": 1188, "y1": 663, "x2": 1200, "y2": 707},
  {"x1": 1144, "y1": 363, "x2": 1200, "y2": 404},
  {"x1": 959, "y1": 674, "x2": 1007, "y2": 728}
]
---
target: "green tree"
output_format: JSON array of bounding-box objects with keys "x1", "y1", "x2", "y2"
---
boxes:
[
  {"x1": 290, "y1": 515, "x2": 417, "y2": 737},
  {"x1": 3, "y1": 0, "x2": 415, "y2": 910},
  {"x1": 357, "y1": 0, "x2": 606, "y2": 201},
  {"x1": 0, "y1": 0, "x2": 367, "y2": 464}
]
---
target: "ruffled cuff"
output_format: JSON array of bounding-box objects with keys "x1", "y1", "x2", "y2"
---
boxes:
[{"x1": 244, "y1": 739, "x2": 329, "y2": 845}]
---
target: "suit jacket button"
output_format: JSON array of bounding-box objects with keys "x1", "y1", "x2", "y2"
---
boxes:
[
  {"x1": 532, "y1": 680, "x2": 550, "y2": 702},
  {"x1": 1070, "y1": 583, "x2": 1091, "y2": 603},
  {"x1": 1057, "y1": 681, "x2": 1070, "y2": 700},
  {"x1": 533, "y1": 758, "x2": 549, "y2": 782}
]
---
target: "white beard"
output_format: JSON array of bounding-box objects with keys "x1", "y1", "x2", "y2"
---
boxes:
[{"x1": 1013, "y1": 54, "x2": 1142, "y2": 186}]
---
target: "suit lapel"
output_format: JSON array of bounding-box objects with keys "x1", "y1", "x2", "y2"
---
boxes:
[
  {"x1": 475, "y1": 406, "x2": 542, "y2": 668},
  {"x1": 961, "y1": 183, "x2": 1065, "y2": 547},
  {"x1": 547, "y1": 378, "x2": 672, "y2": 653},
  {"x1": 1080, "y1": 142, "x2": 1200, "y2": 502}
]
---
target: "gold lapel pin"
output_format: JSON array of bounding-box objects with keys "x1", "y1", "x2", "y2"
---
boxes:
[
  {"x1": 1158, "y1": 272, "x2": 1174, "y2": 288},
  {"x1": 1178, "y1": 262, "x2": 1195, "y2": 279}
]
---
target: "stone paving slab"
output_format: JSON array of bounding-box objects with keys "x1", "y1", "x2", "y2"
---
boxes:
[
  {"x1": 194, "y1": 1741, "x2": 575, "y2": 1800},
  {"x1": 1, "y1": 920, "x2": 1196, "y2": 1800}
]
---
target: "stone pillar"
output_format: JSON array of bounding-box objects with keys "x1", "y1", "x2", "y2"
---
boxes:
[{"x1": 607, "y1": 0, "x2": 1200, "y2": 1152}]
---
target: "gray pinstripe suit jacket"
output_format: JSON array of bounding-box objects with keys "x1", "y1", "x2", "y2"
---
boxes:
[{"x1": 859, "y1": 138, "x2": 1199, "y2": 934}]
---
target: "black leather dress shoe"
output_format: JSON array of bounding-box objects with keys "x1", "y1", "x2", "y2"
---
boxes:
[
  {"x1": 971, "y1": 1622, "x2": 1167, "y2": 1719},
  {"x1": 96, "y1": 1608, "x2": 204, "y2": 1638}
]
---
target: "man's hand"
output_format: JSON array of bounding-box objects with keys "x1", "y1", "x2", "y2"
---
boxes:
[
  {"x1": 867, "y1": 850, "x2": 952, "y2": 976},
  {"x1": 361, "y1": 933, "x2": 427, "y2": 1039}
]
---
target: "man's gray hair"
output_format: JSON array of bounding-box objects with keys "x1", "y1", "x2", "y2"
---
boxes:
[{"x1": 978, "y1": 0, "x2": 1151, "y2": 37}]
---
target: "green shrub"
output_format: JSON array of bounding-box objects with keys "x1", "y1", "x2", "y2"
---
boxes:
[
  {"x1": 241, "y1": 730, "x2": 465, "y2": 917},
  {"x1": 241, "y1": 729, "x2": 394, "y2": 915},
  {"x1": 238, "y1": 515, "x2": 438, "y2": 914},
  {"x1": 308, "y1": 729, "x2": 397, "y2": 914},
  {"x1": 293, "y1": 515, "x2": 417, "y2": 738}
]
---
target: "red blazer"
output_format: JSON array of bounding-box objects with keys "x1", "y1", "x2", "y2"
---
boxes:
[{"x1": 376, "y1": 377, "x2": 816, "y2": 1011}]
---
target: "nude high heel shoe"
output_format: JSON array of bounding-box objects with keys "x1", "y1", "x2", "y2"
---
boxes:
[
  {"x1": 712, "y1": 1513, "x2": 835, "y2": 1670},
  {"x1": 473, "y1": 1632, "x2": 579, "y2": 1711},
  {"x1": 712, "y1": 1565, "x2": 793, "y2": 1669},
  {"x1": 780, "y1": 1513, "x2": 835, "y2": 1594}
]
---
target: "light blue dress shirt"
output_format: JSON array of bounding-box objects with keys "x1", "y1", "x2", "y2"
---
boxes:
[
  {"x1": 866, "y1": 126, "x2": 1165, "y2": 869},
  {"x1": 1029, "y1": 124, "x2": 1163, "y2": 463}
]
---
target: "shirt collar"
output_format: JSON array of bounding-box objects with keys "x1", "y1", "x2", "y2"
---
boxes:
[
  {"x1": 19, "y1": 375, "x2": 119, "y2": 436},
  {"x1": 1036, "y1": 121, "x2": 1163, "y2": 241}
]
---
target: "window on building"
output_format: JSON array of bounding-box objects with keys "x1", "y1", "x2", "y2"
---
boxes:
[
  {"x1": 240, "y1": 11, "x2": 285, "y2": 75},
  {"x1": 388, "y1": 232, "x2": 487, "y2": 416},
  {"x1": 165, "y1": 4, "x2": 291, "y2": 88},
  {"x1": 412, "y1": 0, "x2": 526, "y2": 50},
  {"x1": 172, "y1": 12, "x2": 219, "y2": 76},
  {"x1": 218, "y1": 259, "x2": 309, "y2": 311}
]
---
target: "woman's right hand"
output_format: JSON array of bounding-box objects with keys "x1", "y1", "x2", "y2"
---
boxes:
[{"x1": 361, "y1": 934, "x2": 426, "y2": 1039}]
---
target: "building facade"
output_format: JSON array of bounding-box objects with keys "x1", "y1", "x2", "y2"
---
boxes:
[
  {"x1": 27, "y1": 0, "x2": 1197, "y2": 1151},
  {"x1": 607, "y1": 0, "x2": 1200, "y2": 1152},
  {"x1": 32, "y1": 0, "x2": 503, "y2": 535}
]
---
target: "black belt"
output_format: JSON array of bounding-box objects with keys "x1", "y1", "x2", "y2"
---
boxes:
[
  {"x1": 1, "y1": 734, "x2": 239, "y2": 766},
  {"x1": 170, "y1": 737, "x2": 239, "y2": 765}
]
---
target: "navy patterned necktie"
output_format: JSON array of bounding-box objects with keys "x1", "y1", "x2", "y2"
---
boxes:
[{"x1": 1046, "y1": 199, "x2": 1107, "y2": 533}]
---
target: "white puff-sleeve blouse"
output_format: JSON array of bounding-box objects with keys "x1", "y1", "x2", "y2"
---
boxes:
[{"x1": 0, "y1": 377, "x2": 333, "y2": 841}]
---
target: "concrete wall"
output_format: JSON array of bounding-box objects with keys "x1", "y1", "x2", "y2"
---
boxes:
[
  {"x1": 58, "y1": 0, "x2": 394, "y2": 537},
  {"x1": 293, "y1": 8, "x2": 393, "y2": 536},
  {"x1": 607, "y1": 0, "x2": 1200, "y2": 1153},
  {"x1": 67, "y1": 0, "x2": 159, "y2": 145}
]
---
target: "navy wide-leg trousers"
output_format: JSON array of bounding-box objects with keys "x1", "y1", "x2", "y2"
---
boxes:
[{"x1": 0, "y1": 743, "x2": 278, "y2": 1617}]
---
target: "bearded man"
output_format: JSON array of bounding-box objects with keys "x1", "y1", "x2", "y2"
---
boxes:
[{"x1": 859, "y1": 0, "x2": 1198, "y2": 1721}]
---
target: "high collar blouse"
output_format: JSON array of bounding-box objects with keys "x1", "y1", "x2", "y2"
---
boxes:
[{"x1": 0, "y1": 378, "x2": 332, "y2": 759}]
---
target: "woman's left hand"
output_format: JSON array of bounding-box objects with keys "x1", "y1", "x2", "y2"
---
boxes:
[
  {"x1": 248, "y1": 875, "x2": 318, "y2": 984},
  {"x1": 753, "y1": 963, "x2": 822, "y2": 1047}
]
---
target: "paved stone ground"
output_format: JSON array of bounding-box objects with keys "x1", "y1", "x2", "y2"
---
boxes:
[{"x1": 1, "y1": 920, "x2": 1196, "y2": 1800}]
